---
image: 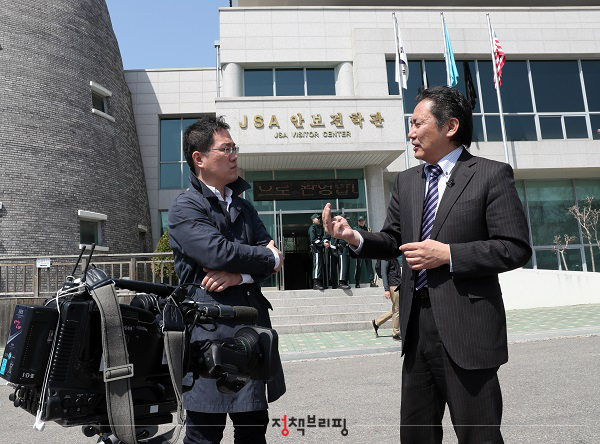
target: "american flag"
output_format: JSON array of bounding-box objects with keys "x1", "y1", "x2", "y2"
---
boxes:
[{"x1": 492, "y1": 29, "x2": 506, "y2": 87}]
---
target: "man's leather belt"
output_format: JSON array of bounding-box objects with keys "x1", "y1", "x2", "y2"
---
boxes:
[{"x1": 414, "y1": 287, "x2": 429, "y2": 299}]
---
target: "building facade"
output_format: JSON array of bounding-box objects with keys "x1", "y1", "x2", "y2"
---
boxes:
[
  {"x1": 0, "y1": 0, "x2": 152, "y2": 255},
  {"x1": 125, "y1": 1, "x2": 600, "y2": 289}
]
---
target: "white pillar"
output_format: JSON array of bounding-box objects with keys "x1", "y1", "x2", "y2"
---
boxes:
[
  {"x1": 222, "y1": 63, "x2": 243, "y2": 97},
  {"x1": 335, "y1": 62, "x2": 354, "y2": 96},
  {"x1": 365, "y1": 165, "x2": 386, "y2": 231}
]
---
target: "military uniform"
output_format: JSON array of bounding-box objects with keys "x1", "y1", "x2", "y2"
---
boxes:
[
  {"x1": 308, "y1": 213, "x2": 326, "y2": 290},
  {"x1": 355, "y1": 217, "x2": 377, "y2": 288},
  {"x1": 330, "y1": 236, "x2": 351, "y2": 289}
]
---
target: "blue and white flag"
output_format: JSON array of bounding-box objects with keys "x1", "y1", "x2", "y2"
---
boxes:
[
  {"x1": 392, "y1": 12, "x2": 409, "y2": 93},
  {"x1": 442, "y1": 14, "x2": 459, "y2": 87}
]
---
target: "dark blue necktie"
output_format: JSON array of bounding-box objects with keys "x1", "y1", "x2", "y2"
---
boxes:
[{"x1": 415, "y1": 164, "x2": 443, "y2": 291}]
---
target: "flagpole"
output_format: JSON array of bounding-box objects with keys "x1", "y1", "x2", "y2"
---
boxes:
[
  {"x1": 486, "y1": 13, "x2": 510, "y2": 165},
  {"x1": 441, "y1": 13, "x2": 450, "y2": 87},
  {"x1": 393, "y1": 12, "x2": 410, "y2": 171}
]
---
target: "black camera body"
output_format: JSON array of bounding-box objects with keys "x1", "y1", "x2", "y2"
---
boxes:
[{"x1": 1, "y1": 247, "x2": 279, "y2": 439}]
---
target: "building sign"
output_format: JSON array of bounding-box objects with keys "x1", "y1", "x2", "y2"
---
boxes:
[
  {"x1": 239, "y1": 112, "x2": 384, "y2": 140},
  {"x1": 253, "y1": 179, "x2": 359, "y2": 201},
  {"x1": 35, "y1": 258, "x2": 51, "y2": 268}
]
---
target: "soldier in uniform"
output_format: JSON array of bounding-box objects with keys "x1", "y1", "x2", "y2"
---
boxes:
[
  {"x1": 330, "y1": 237, "x2": 351, "y2": 289},
  {"x1": 308, "y1": 213, "x2": 326, "y2": 290},
  {"x1": 354, "y1": 215, "x2": 378, "y2": 288}
]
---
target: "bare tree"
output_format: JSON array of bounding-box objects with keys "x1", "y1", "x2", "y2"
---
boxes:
[
  {"x1": 568, "y1": 196, "x2": 598, "y2": 272},
  {"x1": 552, "y1": 234, "x2": 576, "y2": 271}
]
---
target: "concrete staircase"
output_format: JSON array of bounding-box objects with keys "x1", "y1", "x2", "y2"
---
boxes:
[{"x1": 265, "y1": 287, "x2": 390, "y2": 334}]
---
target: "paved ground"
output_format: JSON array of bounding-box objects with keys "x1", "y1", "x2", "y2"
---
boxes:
[{"x1": 1, "y1": 304, "x2": 599, "y2": 443}]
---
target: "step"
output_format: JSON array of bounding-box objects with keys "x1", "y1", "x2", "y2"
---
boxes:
[
  {"x1": 264, "y1": 287, "x2": 383, "y2": 300},
  {"x1": 273, "y1": 320, "x2": 376, "y2": 334},
  {"x1": 270, "y1": 301, "x2": 390, "y2": 316},
  {"x1": 271, "y1": 310, "x2": 387, "y2": 326}
]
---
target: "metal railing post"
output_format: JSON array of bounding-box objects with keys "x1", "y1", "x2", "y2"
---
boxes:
[{"x1": 130, "y1": 257, "x2": 137, "y2": 280}]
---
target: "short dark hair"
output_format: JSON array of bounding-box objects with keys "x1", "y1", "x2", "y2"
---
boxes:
[
  {"x1": 183, "y1": 115, "x2": 230, "y2": 170},
  {"x1": 415, "y1": 86, "x2": 472, "y2": 147}
]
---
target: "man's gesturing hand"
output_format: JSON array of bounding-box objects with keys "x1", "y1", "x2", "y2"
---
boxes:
[
  {"x1": 267, "y1": 240, "x2": 284, "y2": 273},
  {"x1": 400, "y1": 239, "x2": 450, "y2": 270},
  {"x1": 202, "y1": 268, "x2": 242, "y2": 292},
  {"x1": 322, "y1": 203, "x2": 361, "y2": 247}
]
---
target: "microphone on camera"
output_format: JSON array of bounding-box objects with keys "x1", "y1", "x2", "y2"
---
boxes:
[
  {"x1": 446, "y1": 179, "x2": 455, "y2": 188},
  {"x1": 199, "y1": 305, "x2": 258, "y2": 323}
]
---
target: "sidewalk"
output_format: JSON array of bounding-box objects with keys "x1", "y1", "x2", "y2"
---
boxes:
[{"x1": 278, "y1": 303, "x2": 600, "y2": 361}]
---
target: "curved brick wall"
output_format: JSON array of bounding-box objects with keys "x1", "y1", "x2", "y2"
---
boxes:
[{"x1": 0, "y1": 0, "x2": 151, "y2": 255}]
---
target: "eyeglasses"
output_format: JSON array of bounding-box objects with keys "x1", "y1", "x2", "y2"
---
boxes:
[{"x1": 209, "y1": 145, "x2": 239, "y2": 155}]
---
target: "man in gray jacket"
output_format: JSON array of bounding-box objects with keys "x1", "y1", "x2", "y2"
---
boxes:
[{"x1": 169, "y1": 116, "x2": 285, "y2": 444}]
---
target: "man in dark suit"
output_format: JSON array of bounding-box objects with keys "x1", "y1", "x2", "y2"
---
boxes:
[
  {"x1": 323, "y1": 86, "x2": 531, "y2": 443},
  {"x1": 169, "y1": 116, "x2": 286, "y2": 444}
]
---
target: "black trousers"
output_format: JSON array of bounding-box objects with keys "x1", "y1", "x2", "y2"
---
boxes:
[
  {"x1": 401, "y1": 297, "x2": 504, "y2": 444},
  {"x1": 183, "y1": 410, "x2": 269, "y2": 444}
]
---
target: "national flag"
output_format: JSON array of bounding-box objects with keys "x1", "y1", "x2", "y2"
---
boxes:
[
  {"x1": 392, "y1": 12, "x2": 409, "y2": 91},
  {"x1": 463, "y1": 61, "x2": 477, "y2": 110},
  {"x1": 442, "y1": 15, "x2": 459, "y2": 87},
  {"x1": 492, "y1": 27, "x2": 506, "y2": 87}
]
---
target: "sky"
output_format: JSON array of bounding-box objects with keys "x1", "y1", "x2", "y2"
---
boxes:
[{"x1": 105, "y1": 0, "x2": 230, "y2": 70}]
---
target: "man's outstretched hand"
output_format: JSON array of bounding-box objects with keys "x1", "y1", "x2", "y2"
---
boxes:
[{"x1": 322, "y1": 203, "x2": 361, "y2": 247}]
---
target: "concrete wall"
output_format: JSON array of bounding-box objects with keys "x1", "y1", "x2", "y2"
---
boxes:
[
  {"x1": 500, "y1": 268, "x2": 600, "y2": 310},
  {"x1": 123, "y1": 68, "x2": 217, "y2": 244}
]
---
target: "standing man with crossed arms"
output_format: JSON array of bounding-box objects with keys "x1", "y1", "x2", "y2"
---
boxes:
[{"x1": 323, "y1": 87, "x2": 531, "y2": 443}]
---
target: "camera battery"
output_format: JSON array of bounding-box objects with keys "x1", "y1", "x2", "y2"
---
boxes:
[{"x1": 0, "y1": 304, "x2": 58, "y2": 385}]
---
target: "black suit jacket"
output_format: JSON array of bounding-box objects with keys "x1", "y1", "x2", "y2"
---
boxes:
[{"x1": 360, "y1": 150, "x2": 531, "y2": 370}]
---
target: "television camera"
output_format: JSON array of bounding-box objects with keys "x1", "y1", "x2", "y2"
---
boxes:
[{"x1": 0, "y1": 245, "x2": 280, "y2": 443}]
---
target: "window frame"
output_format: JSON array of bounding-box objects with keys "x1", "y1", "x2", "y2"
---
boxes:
[
  {"x1": 90, "y1": 81, "x2": 114, "y2": 122},
  {"x1": 389, "y1": 58, "x2": 600, "y2": 142},
  {"x1": 243, "y1": 67, "x2": 336, "y2": 97},
  {"x1": 78, "y1": 209, "x2": 108, "y2": 251}
]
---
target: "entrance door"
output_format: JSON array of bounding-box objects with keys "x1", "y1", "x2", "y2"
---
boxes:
[{"x1": 277, "y1": 212, "x2": 315, "y2": 290}]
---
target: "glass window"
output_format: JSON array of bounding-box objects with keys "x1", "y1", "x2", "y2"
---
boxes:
[
  {"x1": 424, "y1": 60, "x2": 446, "y2": 89},
  {"x1": 535, "y1": 249, "x2": 559, "y2": 270},
  {"x1": 582, "y1": 60, "x2": 600, "y2": 112},
  {"x1": 160, "y1": 210, "x2": 169, "y2": 236},
  {"x1": 584, "y1": 246, "x2": 600, "y2": 273},
  {"x1": 244, "y1": 171, "x2": 274, "y2": 212},
  {"x1": 540, "y1": 116, "x2": 563, "y2": 140},
  {"x1": 499, "y1": 61, "x2": 533, "y2": 113},
  {"x1": 505, "y1": 116, "x2": 537, "y2": 141},
  {"x1": 484, "y1": 116, "x2": 503, "y2": 141},
  {"x1": 591, "y1": 115, "x2": 600, "y2": 140},
  {"x1": 563, "y1": 248, "x2": 583, "y2": 272},
  {"x1": 386, "y1": 60, "x2": 399, "y2": 96},
  {"x1": 92, "y1": 92, "x2": 106, "y2": 112},
  {"x1": 526, "y1": 180, "x2": 579, "y2": 247},
  {"x1": 80, "y1": 220, "x2": 99, "y2": 245},
  {"x1": 564, "y1": 116, "x2": 588, "y2": 139},
  {"x1": 306, "y1": 68, "x2": 335, "y2": 95},
  {"x1": 337, "y1": 169, "x2": 366, "y2": 210},
  {"x1": 160, "y1": 119, "x2": 182, "y2": 162},
  {"x1": 531, "y1": 61, "x2": 585, "y2": 112},
  {"x1": 387, "y1": 60, "x2": 424, "y2": 114},
  {"x1": 478, "y1": 61, "x2": 499, "y2": 113},
  {"x1": 275, "y1": 68, "x2": 304, "y2": 96},
  {"x1": 472, "y1": 116, "x2": 484, "y2": 142},
  {"x1": 244, "y1": 69, "x2": 273, "y2": 96},
  {"x1": 160, "y1": 163, "x2": 183, "y2": 190},
  {"x1": 456, "y1": 61, "x2": 481, "y2": 113},
  {"x1": 258, "y1": 213, "x2": 277, "y2": 287},
  {"x1": 575, "y1": 179, "x2": 600, "y2": 206}
]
